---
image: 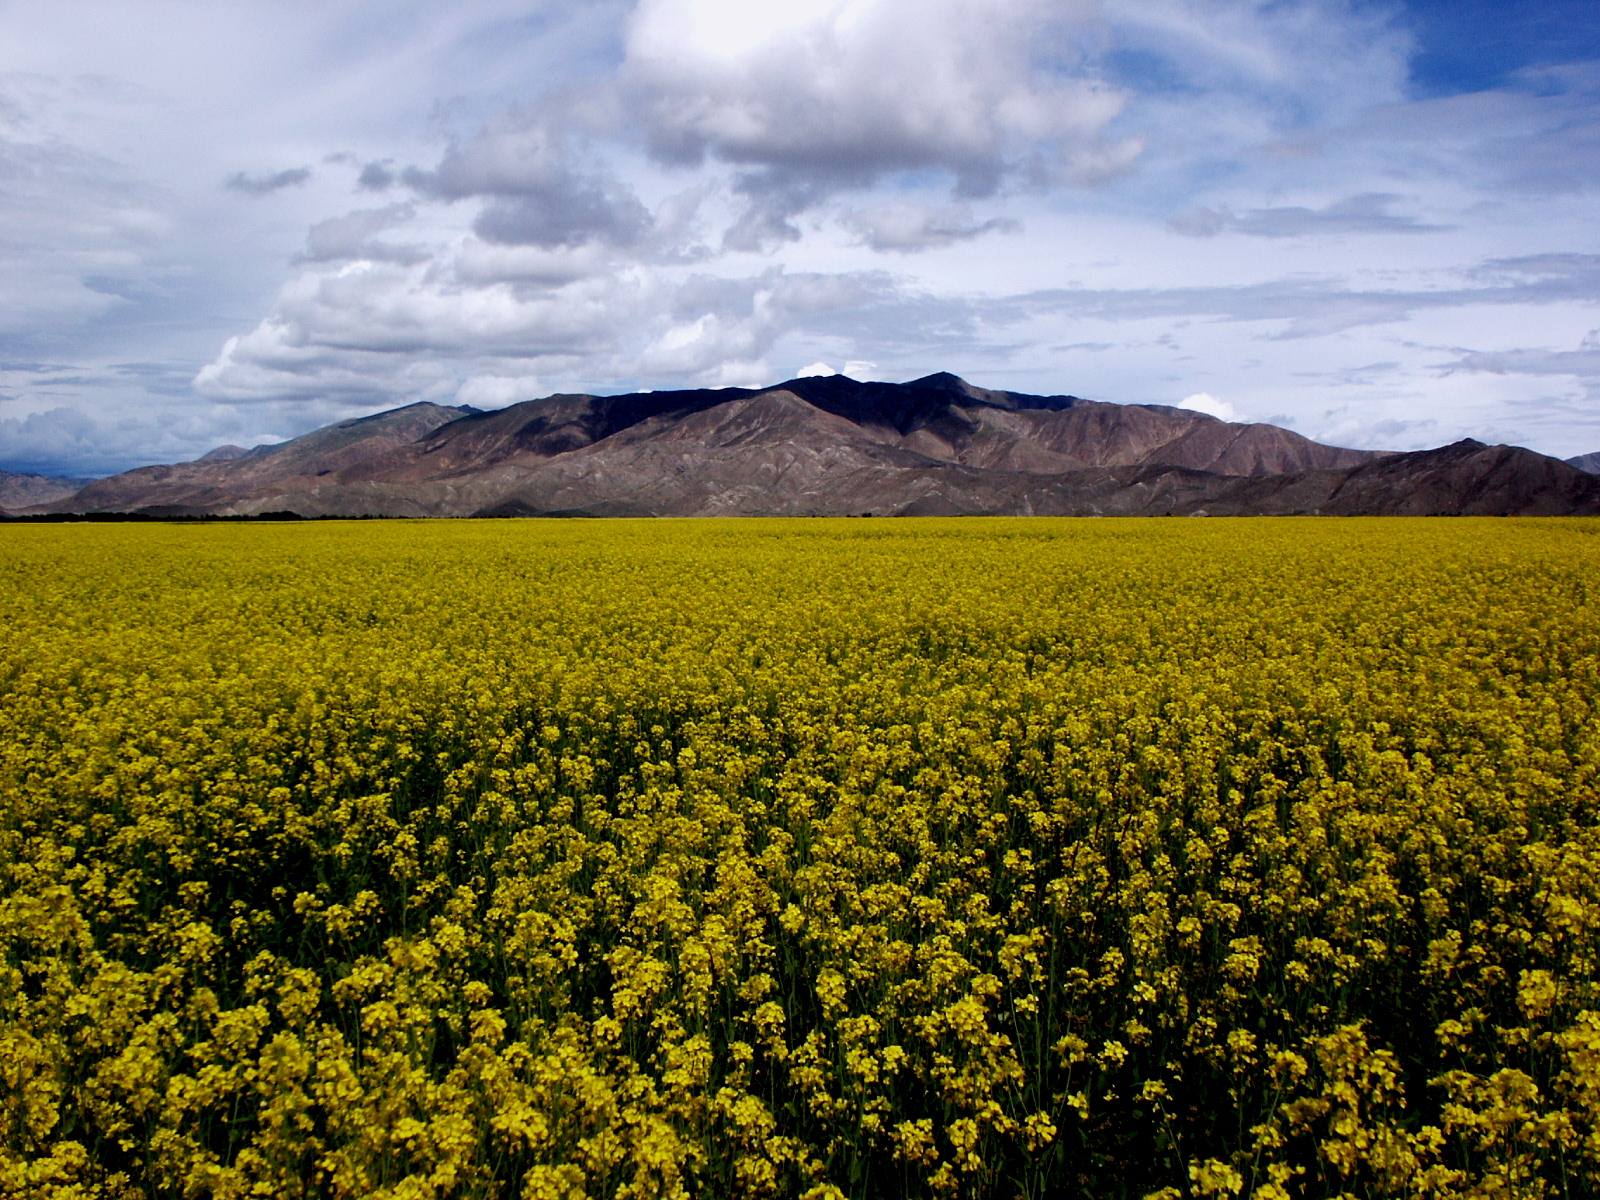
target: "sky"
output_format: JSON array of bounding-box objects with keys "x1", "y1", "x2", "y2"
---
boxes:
[{"x1": 2, "y1": 0, "x2": 1599, "y2": 477}]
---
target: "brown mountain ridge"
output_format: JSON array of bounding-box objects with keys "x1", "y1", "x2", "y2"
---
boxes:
[{"x1": 28, "y1": 372, "x2": 1600, "y2": 518}]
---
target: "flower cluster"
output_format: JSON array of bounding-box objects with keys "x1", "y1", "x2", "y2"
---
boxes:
[{"x1": 1, "y1": 516, "x2": 1597, "y2": 1198}]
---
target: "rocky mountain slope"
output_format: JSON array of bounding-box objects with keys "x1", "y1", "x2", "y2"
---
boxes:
[
  {"x1": 28, "y1": 373, "x2": 1600, "y2": 518},
  {"x1": 1567, "y1": 451, "x2": 1600, "y2": 474}
]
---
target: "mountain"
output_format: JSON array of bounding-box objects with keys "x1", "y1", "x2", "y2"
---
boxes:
[
  {"x1": 1566, "y1": 451, "x2": 1600, "y2": 475},
  {"x1": 0, "y1": 469, "x2": 96, "y2": 512},
  {"x1": 1185, "y1": 439, "x2": 1600, "y2": 517},
  {"x1": 31, "y1": 374, "x2": 1600, "y2": 518}
]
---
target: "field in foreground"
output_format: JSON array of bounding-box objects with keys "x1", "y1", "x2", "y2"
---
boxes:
[{"x1": 2, "y1": 517, "x2": 1598, "y2": 1200}]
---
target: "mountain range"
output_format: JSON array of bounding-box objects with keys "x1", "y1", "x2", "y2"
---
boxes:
[
  {"x1": 0, "y1": 469, "x2": 98, "y2": 511},
  {"x1": 10, "y1": 373, "x2": 1600, "y2": 518}
]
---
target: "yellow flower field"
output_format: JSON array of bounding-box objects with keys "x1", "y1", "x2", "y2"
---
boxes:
[{"x1": 2, "y1": 516, "x2": 1598, "y2": 1199}]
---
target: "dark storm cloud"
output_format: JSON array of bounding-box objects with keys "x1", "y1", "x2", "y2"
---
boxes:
[{"x1": 0, "y1": 406, "x2": 98, "y2": 475}]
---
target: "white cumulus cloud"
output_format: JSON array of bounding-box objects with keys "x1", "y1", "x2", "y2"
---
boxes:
[{"x1": 1178, "y1": 392, "x2": 1239, "y2": 421}]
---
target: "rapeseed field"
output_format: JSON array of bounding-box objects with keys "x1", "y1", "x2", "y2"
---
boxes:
[{"x1": 2, "y1": 517, "x2": 1597, "y2": 1199}]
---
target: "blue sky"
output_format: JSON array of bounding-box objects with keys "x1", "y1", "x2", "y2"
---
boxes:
[
  {"x1": 1, "y1": 0, "x2": 1598, "y2": 476},
  {"x1": 1405, "y1": 0, "x2": 1600, "y2": 95}
]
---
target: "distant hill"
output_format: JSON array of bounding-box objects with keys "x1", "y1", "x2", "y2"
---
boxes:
[
  {"x1": 0, "y1": 468, "x2": 96, "y2": 512},
  {"x1": 53, "y1": 403, "x2": 475, "y2": 517},
  {"x1": 31, "y1": 374, "x2": 1600, "y2": 518},
  {"x1": 1566, "y1": 451, "x2": 1600, "y2": 475}
]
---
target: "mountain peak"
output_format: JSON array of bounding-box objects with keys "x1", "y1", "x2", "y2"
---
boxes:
[
  {"x1": 908, "y1": 371, "x2": 971, "y2": 390},
  {"x1": 346, "y1": 401, "x2": 478, "y2": 426},
  {"x1": 197, "y1": 445, "x2": 248, "y2": 462}
]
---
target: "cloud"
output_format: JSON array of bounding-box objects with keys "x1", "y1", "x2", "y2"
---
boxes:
[
  {"x1": 0, "y1": 76, "x2": 175, "y2": 338},
  {"x1": 450, "y1": 239, "x2": 634, "y2": 287},
  {"x1": 0, "y1": 403, "x2": 217, "y2": 477},
  {"x1": 1009, "y1": 253, "x2": 1600, "y2": 339},
  {"x1": 473, "y1": 182, "x2": 651, "y2": 249},
  {"x1": 635, "y1": 309, "x2": 769, "y2": 377},
  {"x1": 196, "y1": 260, "x2": 650, "y2": 399},
  {"x1": 1178, "y1": 391, "x2": 1237, "y2": 420},
  {"x1": 402, "y1": 109, "x2": 659, "y2": 251},
  {"x1": 1101, "y1": 0, "x2": 1411, "y2": 117},
  {"x1": 454, "y1": 373, "x2": 549, "y2": 408},
  {"x1": 1435, "y1": 329, "x2": 1600, "y2": 382},
  {"x1": 623, "y1": 0, "x2": 1131, "y2": 183},
  {"x1": 1472, "y1": 66, "x2": 1600, "y2": 194},
  {"x1": 0, "y1": 406, "x2": 97, "y2": 468},
  {"x1": 1342, "y1": 62, "x2": 1600, "y2": 196},
  {"x1": 619, "y1": 0, "x2": 1140, "y2": 247},
  {"x1": 765, "y1": 270, "x2": 884, "y2": 315},
  {"x1": 842, "y1": 202, "x2": 1018, "y2": 252},
  {"x1": 357, "y1": 160, "x2": 397, "y2": 191},
  {"x1": 12, "y1": 0, "x2": 1600, "y2": 473},
  {"x1": 785, "y1": 359, "x2": 882, "y2": 381},
  {"x1": 224, "y1": 166, "x2": 312, "y2": 195},
  {"x1": 193, "y1": 259, "x2": 907, "y2": 404},
  {"x1": 718, "y1": 174, "x2": 830, "y2": 252},
  {"x1": 405, "y1": 115, "x2": 579, "y2": 200},
  {"x1": 1472, "y1": 253, "x2": 1600, "y2": 293},
  {"x1": 1169, "y1": 193, "x2": 1451, "y2": 238},
  {"x1": 302, "y1": 203, "x2": 419, "y2": 262}
]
